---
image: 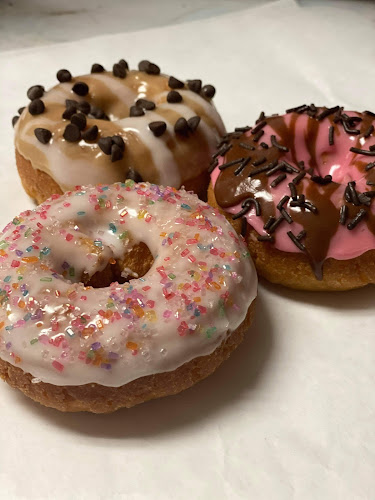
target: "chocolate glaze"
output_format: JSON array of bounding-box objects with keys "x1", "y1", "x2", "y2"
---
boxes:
[{"x1": 213, "y1": 106, "x2": 375, "y2": 279}]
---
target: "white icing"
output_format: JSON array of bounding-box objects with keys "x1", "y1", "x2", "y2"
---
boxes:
[{"x1": 0, "y1": 183, "x2": 257, "y2": 387}]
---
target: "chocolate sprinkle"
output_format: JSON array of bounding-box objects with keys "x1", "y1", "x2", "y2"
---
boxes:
[
  {"x1": 168, "y1": 76, "x2": 184, "y2": 89},
  {"x1": 292, "y1": 172, "x2": 306, "y2": 185},
  {"x1": 57, "y1": 69, "x2": 72, "y2": 83},
  {"x1": 364, "y1": 125, "x2": 374, "y2": 138},
  {"x1": 241, "y1": 218, "x2": 248, "y2": 237},
  {"x1": 251, "y1": 120, "x2": 267, "y2": 135},
  {"x1": 252, "y1": 156, "x2": 266, "y2": 167},
  {"x1": 252, "y1": 130, "x2": 264, "y2": 142},
  {"x1": 311, "y1": 174, "x2": 332, "y2": 185},
  {"x1": 329, "y1": 126, "x2": 334, "y2": 146},
  {"x1": 317, "y1": 106, "x2": 340, "y2": 121},
  {"x1": 27, "y1": 85, "x2": 44, "y2": 101},
  {"x1": 268, "y1": 216, "x2": 284, "y2": 234},
  {"x1": 270, "y1": 173, "x2": 287, "y2": 187},
  {"x1": 270, "y1": 135, "x2": 289, "y2": 152},
  {"x1": 232, "y1": 198, "x2": 260, "y2": 219},
  {"x1": 348, "y1": 181, "x2": 360, "y2": 205},
  {"x1": 289, "y1": 182, "x2": 297, "y2": 200},
  {"x1": 350, "y1": 147, "x2": 375, "y2": 156},
  {"x1": 239, "y1": 142, "x2": 255, "y2": 151},
  {"x1": 129, "y1": 106, "x2": 145, "y2": 117},
  {"x1": 91, "y1": 63, "x2": 105, "y2": 73},
  {"x1": 149, "y1": 121, "x2": 167, "y2": 137},
  {"x1": 167, "y1": 90, "x2": 182, "y2": 103},
  {"x1": 187, "y1": 80, "x2": 202, "y2": 93},
  {"x1": 72, "y1": 82, "x2": 89, "y2": 96},
  {"x1": 287, "y1": 231, "x2": 306, "y2": 251},
  {"x1": 202, "y1": 85, "x2": 216, "y2": 99},
  {"x1": 34, "y1": 127, "x2": 52, "y2": 144},
  {"x1": 136, "y1": 99, "x2": 156, "y2": 111},
  {"x1": 218, "y1": 158, "x2": 244, "y2": 171},
  {"x1": 98, "y1": 137, "x2": 113, "y2": 155},
  {"x1": 81, "y1": 125, "x2": 98, "y2": 141},
  {"x1": 234, "y1": 157, "x2": 251, "y2": 176},
  {"x1": 258, "y1": 235, "x2": 274, "y2": 242},
  {"x1": 235, "y1": 127, "x2": 251, "y2": 133},
  {"x1": 347, "y1": 208, "x2": 367, "y2": 230},
  {"x1": 281, "y1": 208, "x2": 293, "y2": 224},
  {"x1": 264, "y1": 216, "x2": 276, "y2": 230},
  {"x1": 28, "y1": 99, "x2": 45, "y2": 115},
  {"x1": 63, "y1": 123, "x2": 81, "y2": 142},
  {"x1": 113, "y1": 63, "x2": 126, "y2": 79},
  {"x1": 365, "y1": 161, "x2": 375, "y2": 171}
]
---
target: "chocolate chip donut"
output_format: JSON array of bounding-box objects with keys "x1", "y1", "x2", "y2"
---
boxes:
[{"x1": 13, "y1": 59, "x2": 225, "y2": 204}]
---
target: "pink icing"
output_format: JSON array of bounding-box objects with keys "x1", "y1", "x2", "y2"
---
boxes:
[{"x1": 211, "y1": 111, "x2": 375, "y2": 261}]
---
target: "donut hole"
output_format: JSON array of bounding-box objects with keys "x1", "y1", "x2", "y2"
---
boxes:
[{"x1": 83, "y1": 242, "x2": 154, "y2": 288}]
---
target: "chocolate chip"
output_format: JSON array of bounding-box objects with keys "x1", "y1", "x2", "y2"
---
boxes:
[
  {"x1": 187, "y1": 116, "x2": 200, "y2": 132},
  {"x1": 57, "y1": 69, "x2": 72, "y2": 83},
  {"x1": 98, "y1": 136, "x2": 113, "y2": 155},
  {"x1": 77, "y1": 101, "x2": 91, "y2": 115},
  {"x1": 119, "y1": 59, "x2": 129, "y2": 70},
  {"x1": 18, "y1": 107, "x2": 25, "y2": 115},
  {"x1": 126, "y1": 168, "x2": 143, "y2": 182},
  {"x1": 112, "y1": 135, "x2": 125, "y2": 151},
  {"x1": 138, "y1": 60, "x2": 160, "y2": 75},
  {"x1": 136, "y1": 98, "x2": 156, "y2": 111},
  {"x1": 72, "y1": 82, "x2": 89, "y2": 96},
  {"x1": 12, "y1": 116, "x2": 19, "y2": 127},
  {"x1": 89, "y1": 106, "x2": 109, "y2": 120},
  {"x1": 113, "y1": 63, "x2": 126, "y2": 79},
  {"x1": 129, "y1": 105, "x2": 145, "y2": 117},
  {"x1": 111, "y1": 144, "x2": 123, "y2": 162},
  {"x1": 34, "y1": 127, "x2": 52, "y2": 144},
  {"x1": 149, "y1": 121, "x2": 167, "y2": 137},
  {"x1": 62, "y1": 106, "x2": 76, "y2": 120},
  {"x1": 168, "y1": 76, "x2": 184, "y2": 89},
  {"x1": 81, "y1": 125, "x2": 98, "y2": 141},
  {"x1": 70, "y1": 113, "x2": 87, "y2": 131},
  {"x1": 167, "y1": 90, "x2": 182, "y2": 103},
  {"x1": 63, "y1": 123, "x2": 81, "y2": 142},
  {"x1": 174, "y1": 117, "x2": 189, "y2": 136},
  {"x1": 91, "y1": 63, "x2": 105, "y2": 73},
  {"x1": 187, "y1": 79, "x2": 202, "y2": 93},
  {"x1": 65, "y1": 99, "x2": 78, "y2": 108},
  {"x1": 27, "y1": 85, "x2": 44, "y2": 100},
  {"x1": 28, "y1": 99, "x2": 45, "y2": 115},
  {"x1": 202, "y1": 84, "x2": 215, "y2": 98}
]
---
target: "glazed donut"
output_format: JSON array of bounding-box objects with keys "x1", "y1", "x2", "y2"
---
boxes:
[
  {"x1": 12, "y1": 59, "x2": 225, "y2": 204},
  {"x1": 208, "y1": 105, "x2": 375, "y2": 291},
  {"x1": 0, "y1": 181, "x2": 256, "y2": 413}
]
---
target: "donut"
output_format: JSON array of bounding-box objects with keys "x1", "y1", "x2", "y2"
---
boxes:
[
  {"x1": 208, "y1": 105, "x2": 375, "y2": 291},
  {"x1": 12, "y1": 59, "x2": 225, "y2": 204},
  {"x1": 0, "y1": 181, "x2": 256, "y2": 412}
]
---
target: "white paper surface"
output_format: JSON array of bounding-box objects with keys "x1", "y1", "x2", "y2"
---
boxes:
[{"x1": 1, "y1": 1, "x2": 375, "y2": 498}]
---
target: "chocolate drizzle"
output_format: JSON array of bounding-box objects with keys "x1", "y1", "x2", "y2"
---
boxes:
[{"x1": 213, "y1": 105, "x2": 375, "y2": 280}]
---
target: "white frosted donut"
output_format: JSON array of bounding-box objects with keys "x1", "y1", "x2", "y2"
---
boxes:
[
  {"x1": 13, "y1": 59, "x2": 225, "y2": 202},
  {"x1": 0, "y1": 182, "x2": 256, "y2": 397}
]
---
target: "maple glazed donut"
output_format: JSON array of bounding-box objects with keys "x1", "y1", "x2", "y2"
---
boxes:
[
  {"x1": 0, "y1": 181, "x2": 256, "y2": 413},
  {"x1": 12, "y1": 59, "x2": 225, "y2": 204},
  {"x1": 208, "y1": 105, "x2": 375, "y2": 291}
]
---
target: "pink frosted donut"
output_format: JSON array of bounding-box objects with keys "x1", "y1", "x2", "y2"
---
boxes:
[
  {"x1": 209, "y1": 106, "x2": 375, "y2": 290},
  {"x1": 0, "y1": 181, "x2": 256, "y2": 412}
]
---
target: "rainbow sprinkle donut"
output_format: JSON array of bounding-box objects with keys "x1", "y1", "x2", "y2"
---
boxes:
[{"x1": 0, "y1": 182, "x2": 256, "y2": 412}]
